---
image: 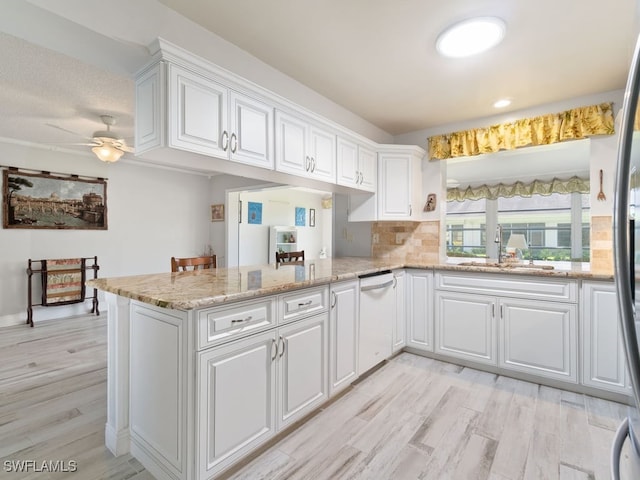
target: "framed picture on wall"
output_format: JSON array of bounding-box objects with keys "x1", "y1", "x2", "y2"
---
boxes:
[
  {"x1": 309, "y1": 208, "x2": 316, "y2": 227},
  {"x1": 295, "y1": 206, "x2": 305, "y2": 226},
  {"x1": 248, "y1": 202, "x2": 262, "y2": 224},
  {"x1": 3, "y1": 169, "x2": 107, "y2": 230},
  {"x1": 211, "y1": 204, "x2": 224, "y2": 222}
]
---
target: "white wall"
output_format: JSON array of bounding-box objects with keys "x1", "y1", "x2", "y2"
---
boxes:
[{"x1": 0, "y1": 141, "x2": 211, "y2": 326}]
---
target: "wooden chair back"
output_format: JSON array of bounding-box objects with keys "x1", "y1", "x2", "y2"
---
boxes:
[
  {"x1": 171, "y1": 255, "x2": 217, "y2": 272},
  {"x1": 275, "y1": 250, "x2": 305, "y2": 264}
]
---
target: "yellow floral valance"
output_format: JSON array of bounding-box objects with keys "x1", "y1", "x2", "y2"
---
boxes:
[
  {"x1": 429, "y1": 103, "x2": 614, "y2": 160},
  {"x1": 447, "y1": 176, "x2": 589, "y2": 202}
]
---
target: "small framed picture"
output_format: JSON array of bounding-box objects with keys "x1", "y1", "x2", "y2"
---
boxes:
[
  {"x1": 211, "y1": 204, "x2": 224, "y2": 222},
  {"x1": 309, "y1": 208, "x2": 316, "y2": 227}
]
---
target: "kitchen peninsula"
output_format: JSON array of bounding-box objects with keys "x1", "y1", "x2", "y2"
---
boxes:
[{"x1": 88, "y1": 258, "x2": 618, "y2": 480}]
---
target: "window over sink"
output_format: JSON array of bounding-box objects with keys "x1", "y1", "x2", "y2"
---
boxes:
[{"x1": 447, "y1": 192, "x2": 590, "y2": 261}]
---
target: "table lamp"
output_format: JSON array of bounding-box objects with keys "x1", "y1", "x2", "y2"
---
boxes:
[{"x1": 506, "y1": 234, "x2": 528, "y2": 262}]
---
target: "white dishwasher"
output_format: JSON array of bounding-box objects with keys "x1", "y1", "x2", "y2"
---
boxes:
[{"x1": 358, "y1": 270, "x2": 395, "y2": 374}]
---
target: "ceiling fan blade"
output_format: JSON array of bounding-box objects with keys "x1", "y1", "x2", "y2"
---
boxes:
[{"x1": 45, "y1": 123, "x2": 91, "y2": 139}]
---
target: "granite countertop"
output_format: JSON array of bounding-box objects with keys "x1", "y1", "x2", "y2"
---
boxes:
[
  {"x1": 87, "y1": 257, "x2": 613, "y2": 310},
  {"x1": 86, "y1": 257, "x2": 404, "y2": 310}
]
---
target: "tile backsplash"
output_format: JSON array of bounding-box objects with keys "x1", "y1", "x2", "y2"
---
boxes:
[
  {"x1": 371, "y1": 221, "x2": 440, "y2": 264},
  {"x1": 590, "y1": 215, "x2": 613, "y2": 275},
  {"x1": 372, "y1": 217, "x2": 613, "y2": 274}
]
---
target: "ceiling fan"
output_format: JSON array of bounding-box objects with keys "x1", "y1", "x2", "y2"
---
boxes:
[
  {"x1": 47, "y1": 114, "x2": 134, "y2": 162},
  {"x1": 87, "y1": 115, "x2": 134, "y2": 162}
]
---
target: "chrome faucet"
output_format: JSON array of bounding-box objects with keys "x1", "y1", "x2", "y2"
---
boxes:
[{"x1": 494, "y1": 225, "x2": 503, "y2": 263}]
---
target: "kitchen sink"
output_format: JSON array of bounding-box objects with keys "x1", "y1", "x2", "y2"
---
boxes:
[{"x1": 457, "y1": 261, "x2": 554, "y2": 270}]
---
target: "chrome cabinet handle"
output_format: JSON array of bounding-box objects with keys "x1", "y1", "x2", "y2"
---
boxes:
[
  {"x1": 358, "y1": 171, "x2": 364, "y2": 184},
  {"x1": 298, "y1": 300, "x2": 313, "y2": 307},
  {"x1": 313, "y1": 158, "x2": 317, "y2": 172},
  {"x1": 271, "y1": 338, "x2": 277, "y2": 361},
  {"x1": 409, "y1": 205, "x2": 412, "y2": 216},
  {"x1": 221, "y1": 130, "x2": 229, "y2": 151},
  {"x1": 231, "y1": 315, "x2": 253, "y2": 324},
  {"x1": 279, "y1": 336, "x2": 285, "y2": 358},
  {"x1": 491, "y1": 304, "x2": 495, "y2": 318},
  {"x1": 331, "y1": 291, "x2": 337, "y2": 308},
  {"x1": 230, "y1": 133, "x2": 237, "y2": 153},
  {"x1": 305, "y1": 156, "x2": 311, "y2": 171}
]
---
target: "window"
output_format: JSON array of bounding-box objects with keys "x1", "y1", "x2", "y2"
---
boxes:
[{"x1": 446, "y1": 192, "x2": 590, "y2": 261}]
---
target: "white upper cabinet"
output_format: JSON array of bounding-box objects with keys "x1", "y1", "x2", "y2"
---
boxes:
[
  {"x1": 169, "y1": 63, "x2": 229, "y2": 158},
  {"x1": 229, "y1": 91, "x2": 274, "y2": 169},
  {"x1": 378, "y1": 146, "x2": 424, "y2": 220},
  {"x1": 337, "y1": 136, "x2": 377, "y2": 193},
  {"x1": 275, "y1": 109, "x2": 336, "y2": 182},
  {"x1": 135, "y1": 40, "x2": 423, "y2": 191},
  {"x1": 169, "y1": 64, "x2": 274, "y2": 169}
]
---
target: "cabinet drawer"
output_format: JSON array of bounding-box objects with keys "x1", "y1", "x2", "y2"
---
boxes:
[
  {"x1": 279, "y1": 286, "x2": 328, "y2": 324},
  {"x1": 197, "y1": 297, "x2": 276, "y2": 350},
  {"x1": 435, "y1": 271, "x2": 577, "y2": 303}
]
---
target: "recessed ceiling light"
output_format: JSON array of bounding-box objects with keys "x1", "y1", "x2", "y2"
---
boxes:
[
  {"x1": 436, "y1": 17, "x2": 506, "y2": 58},
  {"x1": 493, "y1": 98, "x2": 511, "y2": 108}
]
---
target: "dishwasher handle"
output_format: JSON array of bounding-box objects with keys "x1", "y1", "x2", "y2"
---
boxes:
[{"x1": 360, "y1": 279, "x2": 394, "y2": 292}]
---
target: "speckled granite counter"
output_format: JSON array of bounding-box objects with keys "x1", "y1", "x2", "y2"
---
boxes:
[
  {"x1": 87, "y1": 257, "x2": 404, "y2": 310},
  {"x1": 87, "y1": 257, "x2": 613, "y2": 310},
  {"x1": 430, "y1": 261, "x2": 615, "y2": 281}
]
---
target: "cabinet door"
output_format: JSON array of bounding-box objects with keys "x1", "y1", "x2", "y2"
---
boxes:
[
  {"x1": 277, "y1": 314, "x2": 328, "y2": 429},
  {"x1": 392, "y1": 270, "x2": 406, "y2": 353},
  {"x1": 406, "y1": 270, "x2": 434, "y2": 351},
  {"x1": 358, "y1": 145, "x2": 377, "y2": 192},
  {"x1": 378, "y1": 153, "x2": 412, "y2": 219},
  {"x1": 435, "y1": 291, "x2": 497, "y2": 365},
  {"x1": 169, "y1": 64, "x2": 228, "y2": 158},
  {"x1": 275, "y1": 110, "x2": 308, "y2": 176},
  {"x1": 336, "y1": 136, "x2": 359, "y2": 187},
  {"x1": 229, "y1": 91, "x2": 274, "y2": 169},
  {"x1": 582, "y1": 282, "x2": 628, "y2": 393},
  {"x1": 329, "y1": 280, "x2": 359, "y2": 395},
  {"x1": 499, "y1": 298, "x2": 577, "y2": 383},
  {"x1": 198, "y1": 331, "x2": 277, "y2": 478},
  {"x1": 308, "y1": 125, "x2": 337, "y2": 182}
]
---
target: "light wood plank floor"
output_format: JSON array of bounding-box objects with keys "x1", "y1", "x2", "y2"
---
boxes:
[{"x1": 0, "y1": 314, "x2": 632, "y2": 479}]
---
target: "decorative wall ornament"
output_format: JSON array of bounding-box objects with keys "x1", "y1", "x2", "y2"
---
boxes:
[
  {"x1": 3, "y1": 169, "x2": 107, "y2": 230},
  {"x1": 428, "y1": 102, "x2": 614, "y2": 160},
  {"x1": 423, "y1": 193, "x2": 437, "y2": 212},
  {"x1": 446, "y1": 176, "x2": 589, "y2": 202}
]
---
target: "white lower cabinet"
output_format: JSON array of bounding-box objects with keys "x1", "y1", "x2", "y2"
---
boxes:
[
  {"x1": 277, "y1": 314, "x2": 329, "y2": 428},
  {"x1": 499, "y1": 298, "x2": 577, "y2": 383},
  {"x1": 197, "y1": 330, "x2": 277, "y2": 479},
  {"x1": 329, "y1": 280, "x2": 359, "y2": 395},
  {"x1": 392, "y1": 270, "x2": 406, "y2": 353},
  {"x1": 406, "y1": 270, "x2": 434, "y2": 351},
  {"x1": 435, "y1": 291, "x2": 496, "y2": 365},
  {"x1": 197, "y1": 312, "x2": 328, "y2": 478},
  {"x1": 582, "y1": 281, "x2": 628, "y2": 393}
]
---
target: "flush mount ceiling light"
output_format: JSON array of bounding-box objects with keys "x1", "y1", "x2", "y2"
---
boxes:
[
  {"x1": 493, "y1": 98, "x2": 512, "y2": 108},
  {"x1": 436, "y1": 17, "x2": 506, "y2": 58}
]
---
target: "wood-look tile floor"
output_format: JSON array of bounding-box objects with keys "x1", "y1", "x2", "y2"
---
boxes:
[{"x1": 0, "y1": 314, "x2": 632, "y2": 479}]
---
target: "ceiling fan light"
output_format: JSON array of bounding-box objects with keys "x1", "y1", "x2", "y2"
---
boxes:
[
  {"x1": 436, "y1": 17, "x2": 506, "y2": 58},
  {"x1": 92, "y1": 143, "x2": 123, "y2": 163}
]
